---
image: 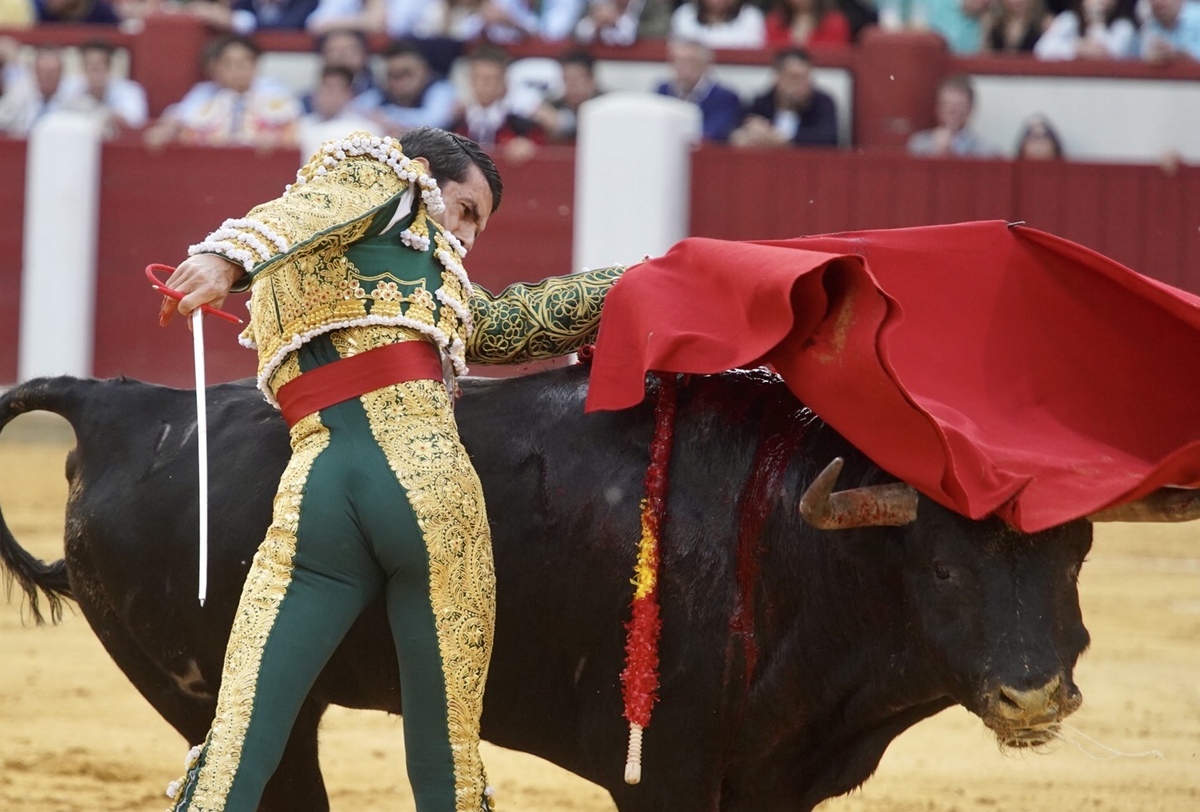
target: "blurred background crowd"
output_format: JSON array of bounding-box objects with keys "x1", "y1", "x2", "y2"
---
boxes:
[{"x1": 0, "y1": 0, "x2": 1197, "y2": 164}]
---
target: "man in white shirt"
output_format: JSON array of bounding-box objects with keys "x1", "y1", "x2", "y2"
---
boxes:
[{"x1": 56, "y1": 40, "x2": 148, "y2": 132}]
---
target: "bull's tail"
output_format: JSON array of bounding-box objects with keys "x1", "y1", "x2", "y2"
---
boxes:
[{"x1": 0, "y1": 376, "x2": 80, "y2": 624}]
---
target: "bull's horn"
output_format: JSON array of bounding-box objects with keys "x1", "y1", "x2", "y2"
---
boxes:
[
  {"x1": 799, "y1": 457, "x2": 919, "y2": 530},
  {"x1": 1086, "y1": 488, "x2": 1200, "y2": 523}
]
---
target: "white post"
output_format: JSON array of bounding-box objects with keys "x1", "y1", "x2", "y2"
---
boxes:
[
  {"x1": 573, "y1": 93, "x2": 701, "y2": 273},
  {"x1": 18, "y1": 111, "x2": 105, "y2": 381}
]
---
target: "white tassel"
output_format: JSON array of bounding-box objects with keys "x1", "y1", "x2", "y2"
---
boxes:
[{"x1": 624, "y1": 722, "x2": 643, "y2": 784}]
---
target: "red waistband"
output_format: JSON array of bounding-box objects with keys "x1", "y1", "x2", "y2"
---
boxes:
[{"x1": 275, "y1": 340, "x2": 444, "y2": 428}]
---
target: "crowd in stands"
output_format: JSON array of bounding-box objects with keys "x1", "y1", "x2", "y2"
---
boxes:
[{"x1": 0, "y1": 0, "x2": 1197, "y2": 161}]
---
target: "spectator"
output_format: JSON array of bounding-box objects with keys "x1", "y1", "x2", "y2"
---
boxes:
[
  {"x1": 143, "y1": 34, "x2": 300, "y2": 149},
  {"x1": 1139, "y1": 0, "x2": 1200, "y2": 62},
  {"x1": 0, "y1": 0, "x2": 34, "y2": 26},
  {"x1": 670, "y1": 0, "x2": 767, "y2": 49},
  {"x1": 353, "y1": 40, "x2": 457, "y2": 135},
  {"x1": 730, "y1": 47, "x2": 838, "y2": 148},
  {"x1": 922, "y1": 0, "x2": 990, "y2": 54},
  {"x1": 312, "y1": 0, "x2": 585, "y2": 42},
  {"x1": 301, "y1": 28, "x2": 375, "y2": 112},
  {"x1": 530, "y1": 47, "x2": 602, "y2": 143},
  {"x1": 412, "y1": 0, "x2": 488, "y2": 41},
  {"x1": 1014, "y1": 113, "x2": 1064, "y2": 158},
  {"x1": 981, "y1": 0, "x2": 1050, "y2": 52},
  {"x1": 0, "y1": 45, "x2": 64, "y2": 137},
  {"x1": 1034, "y1": 0, "x2": 1137, "y2": 59},
  {"x1": 451, "y1": 44, "x2": 545, "y2": 160},
  {"x1": 138, "y1": 0, "x2": 318, "y2": 31},
  {"x1": 573, "y1": 0, "x2": 674, "y2": 45},
  {"x1": 307, "y1": 0, "x2": 427, "y2": 38},
  {"x1": 296, "y1": 64, "x2": 378, "y2": 156},
  {"x1": 907, "y1": 73, "x2": 998, "y2": 157},
  {"x1": 467, "y1": 0, "x2": 586, "y2": 41},
  {"x1": 655, "y1": 38, "x2": 742, "y2": 142},
  {"x1": 34, "y1": 0, "x2": 119, "y2": 23},
  {"x1": 55, "y1": 40, "x2": 148, "y2": 134},
  {"x1": 765, "y1": 0, "x2": 852, "y2": 48}
]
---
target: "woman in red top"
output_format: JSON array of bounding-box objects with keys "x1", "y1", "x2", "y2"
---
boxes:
[{"x1": 765, "y1": 0, "x2": 852, "y2": 47}]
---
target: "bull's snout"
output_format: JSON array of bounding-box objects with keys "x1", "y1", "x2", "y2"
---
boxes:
[{"x1": 979, "y1": 673, "x2": 1082, "y2": 747}]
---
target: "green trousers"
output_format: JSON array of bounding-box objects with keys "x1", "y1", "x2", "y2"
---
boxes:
[{"x1": 172, "y1": 332, "x2": 495, "y2": 812}]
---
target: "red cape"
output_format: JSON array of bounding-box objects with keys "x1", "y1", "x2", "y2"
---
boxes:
[{"x1": 585, "y1": 221, "x2": 1200, "y2": 532}]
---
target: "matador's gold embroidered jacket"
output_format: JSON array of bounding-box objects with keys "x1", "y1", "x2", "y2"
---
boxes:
[{"x1": 187, "y1": 133, "x2": 623, "y2": 405}]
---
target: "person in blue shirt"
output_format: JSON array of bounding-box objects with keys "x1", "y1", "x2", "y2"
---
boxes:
[
  {"x1": 654, "y1": 37, "x2": 742, "y2": 142},
  {"x1": 1141, "y1": 0, "x2": 1200, "y2": 61},
  {"x1": 354, "y1": 40, "x2": 458, "y2": 136}
]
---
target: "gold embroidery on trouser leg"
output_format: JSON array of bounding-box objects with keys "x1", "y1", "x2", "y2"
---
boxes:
[
  {"x1": 186, "y1": 403, "x2": 329, "y2": 810},
  {"x1": 337, "y1": 329, "x2": 494, "y2": 812}
]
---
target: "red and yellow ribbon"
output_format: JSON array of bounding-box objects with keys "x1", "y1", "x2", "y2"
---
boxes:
[{"x1": 620, "y1": 373, "x2": 678, "y2": 784}]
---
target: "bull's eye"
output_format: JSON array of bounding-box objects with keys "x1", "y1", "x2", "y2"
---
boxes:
[{"x1": 934, "y1": 563, "x2": 952, "y2": 581}]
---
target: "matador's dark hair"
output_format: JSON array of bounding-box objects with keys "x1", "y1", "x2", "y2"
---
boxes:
[{"x1": 399, "y1": 127, "x2": 504, "y2": 214}]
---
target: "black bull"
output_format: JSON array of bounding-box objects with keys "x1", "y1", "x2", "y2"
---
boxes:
[{"x1": 0, "y1": 365, "x2": 1097, "y2": 811}]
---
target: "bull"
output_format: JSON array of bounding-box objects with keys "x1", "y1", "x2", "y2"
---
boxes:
[{"x1": 1, "y1": 363, "x2": 1171, "y2": 811}]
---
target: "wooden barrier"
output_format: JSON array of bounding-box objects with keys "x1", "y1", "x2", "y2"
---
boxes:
[
  {"x1": 689, "y1": 146, "x2": 1200, "y2": 293},
  {"x1": 0, "y1": 138, "x2": 25, "y2": 384},
  {"x1": 3, "y1": 136, "x2": 1193, "y2": 387}
]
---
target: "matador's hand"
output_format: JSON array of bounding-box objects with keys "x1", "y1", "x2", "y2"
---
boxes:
[{"x1": 160, "y1": 255, "x2": 245, "y2": 327}]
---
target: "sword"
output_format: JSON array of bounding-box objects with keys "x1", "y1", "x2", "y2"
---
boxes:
[
  {"x1": 192, "y1": 310, "x2": 208, "y2": 606},
  {"x1": 147, "y1": 264, "x2": 243, "y2": 607}
]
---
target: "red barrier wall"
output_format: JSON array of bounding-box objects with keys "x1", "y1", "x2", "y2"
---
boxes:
[
  {"x1": 91, "y1": 140, "x2": 578, "y2": 387},
  {"x1": 689, "y1": 147, "x2": 1200, "y2": 294},
  {"x1": 92, "y1": 139, "x2": 301, "y2": 387},
  {"x1": 0, "y1": 139, "x2": 26, "y2": 384}
]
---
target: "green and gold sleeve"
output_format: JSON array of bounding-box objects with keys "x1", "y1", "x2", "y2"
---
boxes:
[{"x1": 465, "y1": 266, "x2": 625, "y2": 365}]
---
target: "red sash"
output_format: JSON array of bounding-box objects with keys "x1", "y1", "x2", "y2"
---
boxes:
[{"x1": 275, "y1": 340, "x2": 444, "y2": 428}]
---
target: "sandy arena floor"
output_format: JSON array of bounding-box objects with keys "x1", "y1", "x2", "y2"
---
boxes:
[{"x1": 2, "y1": 413, "x2": 1197, "y2": 811}]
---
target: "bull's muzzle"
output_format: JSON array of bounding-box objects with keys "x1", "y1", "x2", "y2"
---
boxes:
[{"x1": 979, "y1": 673, "x2": 1082, "y2": 747}]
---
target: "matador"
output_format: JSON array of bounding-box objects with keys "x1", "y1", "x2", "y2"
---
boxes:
[{"x1": 160, "y1": 127, "x2": 623, "y2": 812}]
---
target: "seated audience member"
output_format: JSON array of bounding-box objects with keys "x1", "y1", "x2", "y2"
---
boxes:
[
  {"x1": 923, "y1": 0, "x2": 990, "y2": 54},
  {"x1": 765, "y1": 0, "x2": 851, "y2": 47},
  {"x1": 297, "y1": 64, "x2": 378, "y2": 155},
  {"x1": 981, "y1": 0, "x2": 1050, "y2": 52},
  {"x1": 353, "y1": 40, "x2": 457, "y2": 134},
  {"x1": 0, "y1": 0, "x2": 34, "y2": 25},
  {"x1": 314, "y1": 0, "x2": 583, "y2": 42},
  {"x1": 1014, "y1": 113, "x2": 1064, "y2": 159},
  {"x1": 472, "y1": 0, "x2": 586, "y2": 41},
  {"x1": 670, "y1": 0, "x2": 767, "y2": 49},
  {"x1": 654, "y1": 38, "x2": 742, "y2": 142},
  {"x1": 0, "y1": 44, "x2": 64, "y2": 137},
  {"x1": 907, "y1": 73, "x2": 998, "y2": 157},
  {"x1": 56, "y1": 39, "x2": 148, "y2": 133},
  {"x1": 323, "y1": 28, "x2": 376, "y2": 96},
  {"x1": 574, "y1": 0, "x2": 673, "y2": 44},
  {"x1": 143, "y1": 34, "x2": 300, "y2": 149},
  {"x1": 34, "y1": 0, "x2": 119, "y2": 23},
  {"x1": 413, "y1": 0, "x2": 488, "y2": 40},
  {"x1": 1035, "y1": 0, "x2": 1136, "y2": 58},
  {"x1": 730, "y1": 47, "x2": 838, "y2": 148},
  {"x1": 1139, "y1": 0, "x2": 1200, "y2": 62},
  {"x1": 307, "y1": 0, "x2": 427, "y2": 38},
  {"x1": 451, "y1": 44, "x2": 545, "y2": 159},
  {"x1": 226, "y1": 0, "x2": 321, "y2": 32},
  {"x1": 530, "y1": 47, "x2": 602, "y2": 143}
]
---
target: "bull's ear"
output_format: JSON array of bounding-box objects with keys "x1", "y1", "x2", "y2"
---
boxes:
[
  {"x1": 1087, "y1": 488, "x2": 1200, "y2": 523},
  {"x1": 799, "y1": 458, "x2": 919, "y2": 530}
]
